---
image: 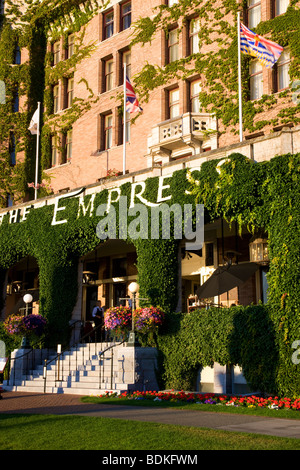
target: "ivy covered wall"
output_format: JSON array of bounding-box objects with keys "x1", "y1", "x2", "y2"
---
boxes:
[
  {"x1": 131, "y1": 0, "x2": 300, "y2": 136},
  {"x1": 0, "y1": 151, "x2": 300, "y2": 396}
]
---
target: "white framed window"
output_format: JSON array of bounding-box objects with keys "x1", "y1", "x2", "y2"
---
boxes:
[
  {"x1": 53, "y1": 84, "x2": 59, "y2": 113},
  {"x1": 190, "y1": 80, "x2": 201, "y2": 112},
  {"x1": 123, "y1": 50, "x2": 131, "y2": 79},
  {"x1": 169, "y1": 88, "x2": 180, "y2": 118},
  {"x1": 67, "y1": 77, "x2": 74, "y2": 107},
  {"x1": 53, "y1": 41, "x2": 60, "y2": 65},
  {"x1": 274, "y1": 0, "x2": 289, "y2": 16},
  {"x1": 247, "y1": 0, "x2": 261, "y2": 29},
  {"x1": 51, "y1": 136, "x2": 58, "y2": 166},
  {"x1": 105, "y1": 59, "x2": 114, "y2": 91},
  {"x1": 168, "y1": 29, "x2": 179, "y2": 62},
  {"x1": 250, "y1": 60, "x2": 263, "y2": 100},
  {"x1": 104, "y1": 114, "x2": 113, "y2": 149},
  {"x1": 190, "y1": 18, "x2": 200, "y2": 54},
  {"x1": 66, "y1": 129, "x2": 72, "y2": 162},
  {"x1": 277, "y1": 49, "x2": 290, "y2": 90},
  {"x1": 121, "y1": 1, "x2": 131, "y2": 30},
  {"x1": 104, "y1": 10, "x2": 114, "y2": 39},
  {"x1": 67, "y1": 34, "x2": 75, "y2": 58}
]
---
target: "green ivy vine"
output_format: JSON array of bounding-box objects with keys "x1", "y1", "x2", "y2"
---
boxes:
[{"x1": 131, "y1": 0, "x2": 300, "y2": 135}]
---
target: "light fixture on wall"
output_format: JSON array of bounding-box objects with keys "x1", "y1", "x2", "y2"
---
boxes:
[
  {"x1": 225, "y1": 250, "x2": 241, "y2": 265},
  {"x1": 12, "y1": 280, "x2": 23, "y2": 293},
  {"x1": 249, "y1": 235, "x2": 269, "y2": 265},
  {"x1": 82, "y1": 271, "x2": 96, "y2": 284}
]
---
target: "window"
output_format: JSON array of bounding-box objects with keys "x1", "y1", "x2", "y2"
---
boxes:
[
  {"x1": 104, "y1": 114, "x2": 113, "y2": 149},
  {"x1": 14, "y1": 45, "x2": 21, "y2": 65},
  {"x1": 13, "y1": 90, "x2": 19, "y2": 112},
  {"x1": 9, "y1": 132, "x2": 16, "y2": 165},
  {"x1": 168, "y1": 0, "x2": 178, "y2": 5},
  {"x1": 53, "y1": 84, "x2": 59, "y2": 113},
  {"x1": 67, "y1": 77, "x2": 74, "y2": 107},
  {"x1": 104, "y1": 10, "x2": 114, "y2": 39},
  {"x1": 276, "y1": 49, "x2": 290, "y2": 91},
  {"x1": 124, "y1": 111, "x2": 130, "y2": 143},
  {"x1": 67, "y1": 34, "x2": 75, "y2": 59},
  {"x1": 169, "y1": 88, "x2": 180, "y2": 118},
  {"x1": 51, "y1": 136, "x2": 58, "y2": 166},
  {"x1": 168, "y1": 29, "x2": 179, "y2": 62},
  {"x1": 53, "y1": 41, "x2": 60, "y2": 65},
  {"x1": 66, "y1": 129, "x2": 72, "y2": 162},
  {"x1": 247, "y1": 0, "x2": 261, "y2": 29},
  {"x1": 249, "y1": 60, "x2": 263, "y2": 100},
  {"x1": 190, "y1": 18, "x2": 200, "y2": 54},
  {"x1": 112, "y1": 257, "x2": 127, "y2": 277},
  {"x1": 7, "y1": 194, "x2": 14, "y2": 208},
  {"x1": 0, "y1": 80, "x2": 5, "y2": 104},
  {"x1": 273, "y1": 0, "x2": 289, "y2": 16},
  {"x1": 190, "y1": 80, "x2": 201, "y2": 112},
  {"x1": 205, "y1": 243, "x2": 214, "y2": 266},
  {"x1": 121, "y1": 2, "x2": 131, "y2": 30},
  {"x1": 105, "y1": 59, "x2": 113, "y2": 91},
  {"x1": 122, "y1": 50, "x2": 131, "y2": 80}
]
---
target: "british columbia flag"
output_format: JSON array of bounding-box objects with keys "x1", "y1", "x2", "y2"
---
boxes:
[
  {"x1": 240, "y1": 22, "x2": 283, "y2": 68},
  {"x1": 125, "y1": 76, "x2": 143, "y2": 113}
]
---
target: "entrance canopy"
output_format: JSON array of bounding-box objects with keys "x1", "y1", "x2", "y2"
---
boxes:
[{"x1": 196, "y1": 262, "x2": 259, "y2": 299}]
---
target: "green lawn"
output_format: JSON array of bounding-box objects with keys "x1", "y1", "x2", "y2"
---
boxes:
[{"x1": 0, "y1": 413, "x2": 300, "y2": 450}]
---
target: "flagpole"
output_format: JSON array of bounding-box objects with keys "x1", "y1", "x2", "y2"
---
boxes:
[
  {"x1": 237, "y1": 12, "x2": 243, "y2": 142},
  {"x1": 34, "y1": 101, "x2": 41, "y2": 200},
  {"x1": 123, "y1": 63, "x2": 127, "y2": 175}
]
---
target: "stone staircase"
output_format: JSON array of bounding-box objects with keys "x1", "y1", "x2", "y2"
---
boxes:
[{"x1": 3, "y1": 341, "x2": 138, "y2": 395}]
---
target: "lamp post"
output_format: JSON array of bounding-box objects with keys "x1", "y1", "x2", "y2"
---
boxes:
[
  {"x1": 128, "y1": 282, "x2": 139, "y2": 347},
  {"x1": 21, "y1": 293, "x2": 33, "y2": 348}
]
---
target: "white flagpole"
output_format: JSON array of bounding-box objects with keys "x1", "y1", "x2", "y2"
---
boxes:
[
  {"x1": 123, "y1": 63, "x2": 127, "y2": 175},
  {"x1": 237, "y1": 12, "x2": 243, "y2": 142},
  {"x1": 34, "y1": 101, "x2": 41, "y2": 200}
]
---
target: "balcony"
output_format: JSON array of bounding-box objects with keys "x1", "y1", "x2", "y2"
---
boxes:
[{"x1": 147, "y1": 112, "x2": 217, "y2": 165}]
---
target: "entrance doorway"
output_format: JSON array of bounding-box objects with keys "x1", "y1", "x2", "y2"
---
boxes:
[{"x1": 85, "y1": 285, "x2": 98, "y2": 322}]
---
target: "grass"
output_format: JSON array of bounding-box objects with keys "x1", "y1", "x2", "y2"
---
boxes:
[
  {"x1": 1, "y1": 413, "x2": 300, "y2": 450},
  {"x1": 81, "y1": 395, "x2": 300, "y2": 420}
]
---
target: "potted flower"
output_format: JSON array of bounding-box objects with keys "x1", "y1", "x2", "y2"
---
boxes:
[
  {"x1": 4, "y1": 314, "x2": 47, "y2": 345},
  {"x1": 133, "y1": 306, "x2": 164, "y2": 346},
  {"x1": 104, "y1": 306, "x2": 132, "y2": 339}
]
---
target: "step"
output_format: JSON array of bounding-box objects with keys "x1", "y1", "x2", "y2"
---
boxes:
[
  {"x1": 3, "y1": 383, "x2": 124, "y2": 395},
  {"x1": 5, "y1": 340, "x2": 133, "y2": 395}
]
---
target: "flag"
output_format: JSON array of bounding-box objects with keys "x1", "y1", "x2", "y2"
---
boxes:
[
  {"x1": 28, "y1": 107, "x2": 39, "y2": 134},
  {"x1": 240, "y1": 22, "x2": 283, "y2": 68},
  {"x1": 125, "y1": 76, "x2": 143, "y2": 113}
]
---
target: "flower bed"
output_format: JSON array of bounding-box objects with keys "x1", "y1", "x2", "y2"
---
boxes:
[{"x1": 96, "y1": 390, "x2": 300, "y2": 411}]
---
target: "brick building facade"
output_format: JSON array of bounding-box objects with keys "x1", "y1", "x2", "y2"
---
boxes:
[{"x1": 0, "y1": 0, "x2": 299, "y2": 319}]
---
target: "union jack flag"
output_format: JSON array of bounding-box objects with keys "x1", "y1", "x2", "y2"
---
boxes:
[
  {"x1": 125, "y1": 76, "x2": 143, "y2": 113},
  {"x1": 240, "y1": 22, "x2": 283, "y2": 68}
]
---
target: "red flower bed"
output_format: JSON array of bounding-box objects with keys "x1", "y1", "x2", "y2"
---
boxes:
[{"x1": 96, "y1": 390, "x2": 300, "y2": 410}]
